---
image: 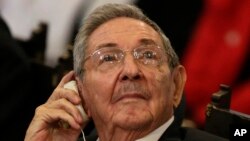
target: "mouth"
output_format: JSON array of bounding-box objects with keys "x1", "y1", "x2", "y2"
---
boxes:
[
  {"x1": 121, "y1": 93, "x2": 145, "y2": 99},
  {"x1": 112, "y1": 92, "x2": 149, "y2": 103}
]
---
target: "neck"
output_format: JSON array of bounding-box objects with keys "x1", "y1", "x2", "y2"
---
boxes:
[
  {"x1": 98, "y1": 126, "x2": 152, "y2": 141},
  {"x1": 95, "y1": 118, "x2": 172, "y2": 141}
]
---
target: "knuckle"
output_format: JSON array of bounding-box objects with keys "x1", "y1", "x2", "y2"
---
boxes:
[{"x1": 34, "y1": 104, "x2": 46, "y2": 115}]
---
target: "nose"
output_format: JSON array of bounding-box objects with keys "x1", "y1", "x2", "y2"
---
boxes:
[{"x1": 119, "y1": 54, "x2": 143, "y2": 81}]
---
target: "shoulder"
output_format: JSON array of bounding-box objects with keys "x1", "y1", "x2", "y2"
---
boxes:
[
  {"x1": 182, "y1": 127, "x2": 228, "y2": 141},
  {"x1": 159, "y1": 119, "x2": 228, "y2": 141}
]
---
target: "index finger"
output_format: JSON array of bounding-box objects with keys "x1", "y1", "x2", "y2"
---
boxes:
[{"x1": 58, "y1": 70, "x2": 75, "y2": 88}]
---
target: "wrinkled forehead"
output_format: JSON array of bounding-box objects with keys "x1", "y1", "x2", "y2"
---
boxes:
[{"x1": 87, "y1": 17, "x2": 163, "y2": 52}]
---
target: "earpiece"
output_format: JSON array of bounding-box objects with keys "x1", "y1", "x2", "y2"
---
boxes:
[{"x1": 63, "y1": 81, "x2": 89, "y2": 122}]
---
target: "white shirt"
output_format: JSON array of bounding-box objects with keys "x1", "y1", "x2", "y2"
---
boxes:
[
  {"x1": 96, "y1": 116, "x2": 174, "y2": 141},
  {"x1": 136, "y1": 116, "x2": 174, "y2": 141}
]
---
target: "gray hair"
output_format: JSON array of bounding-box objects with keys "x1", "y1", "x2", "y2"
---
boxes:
[{"x1": 73, "y1": 3, "x2": 179, "y2": 79}]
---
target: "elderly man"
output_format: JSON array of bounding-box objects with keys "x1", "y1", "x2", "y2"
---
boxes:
[{"x1": 24, "y1": 3, "x2": 227, "y2": 141}]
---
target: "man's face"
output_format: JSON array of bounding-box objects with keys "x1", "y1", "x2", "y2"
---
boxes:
[{"x1": 78, "y1": 17, "x2": 184, "y2": 131}]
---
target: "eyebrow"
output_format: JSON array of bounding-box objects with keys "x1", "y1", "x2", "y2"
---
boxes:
[
  {"x1": 95, "y1": 43, "x2": 118, "y2": 50},
  {"x1": 95, "y1": 38, "x2": 158, "y2": 50},
  {"x1": 138, "y1": 38, "x2": 158, "y2": 46}
]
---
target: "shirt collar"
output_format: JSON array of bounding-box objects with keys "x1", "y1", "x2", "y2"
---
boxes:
[{"x1": 136, "y1": 116, "x2": 174, "y2": 141}]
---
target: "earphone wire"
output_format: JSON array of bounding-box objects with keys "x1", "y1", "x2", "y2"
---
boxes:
[{"x1": 81, "y1": 129, "x2": 86, "y2": 141}]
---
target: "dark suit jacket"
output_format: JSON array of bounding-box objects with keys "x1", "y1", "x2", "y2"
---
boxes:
[{"x1": 81, "y1": 119, "x2": 228, "y2": 141}]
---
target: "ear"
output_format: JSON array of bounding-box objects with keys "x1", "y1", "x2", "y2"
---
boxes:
[
  {"x1": 75, "y1": 77, "x2": 92, "y2": 118},
  {"x1": 172, "y1": 65, "x2": 187, "y2": 108}
]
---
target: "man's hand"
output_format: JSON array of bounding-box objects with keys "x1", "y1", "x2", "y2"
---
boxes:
[{"x1": 24, "y1": 71, "x2": 84, "y2": 141}]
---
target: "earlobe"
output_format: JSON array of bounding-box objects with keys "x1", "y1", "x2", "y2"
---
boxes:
[{"x1": 172, "y1": 65, "x2": 187, "y2": 108}]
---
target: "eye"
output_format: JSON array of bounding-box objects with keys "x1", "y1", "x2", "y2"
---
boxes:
[
  {"x1": 103, "y1": 54, "x2": 117, "y2": 62},
  {"x1": 142, "y1": 50, "x2": 157, "y2": 59},
  {"x1": 99, "y1": 53, "x2": 119, "y2": 64}
]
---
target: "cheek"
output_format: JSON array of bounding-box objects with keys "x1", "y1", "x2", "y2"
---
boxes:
[
  {"x1": 147, "y1": 66, "x2": 171, "y2": 90},
  {"x1": 156, "y1": 65, "x2": 171, "y2": 82},
  {"x1": 87, "y1": 71, "x2": 117, "y2": 96},
  {"x1": 83, "y1": 72, "x2": 118, "y2": 117},
  {"x1": 146, "y1": 68, "x2": 174, "y2": 111}
]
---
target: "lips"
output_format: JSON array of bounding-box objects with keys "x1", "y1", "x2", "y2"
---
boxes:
[
  {"x1": 112, "y1": 90, "x2": 150, "y2": 104},
  {"x1": 116, "y1": 92, "x2": 147, "y2": 102}
]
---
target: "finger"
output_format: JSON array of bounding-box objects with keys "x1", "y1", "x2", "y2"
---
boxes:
[
  {"x1": 50, "y1": 109, "x2": 81, "y2": 130},
  {"x1": 58, "y1": 70, "x2": 75, "y2": 87},
  {"x1": 35, "y1": 104, "x2": 82, "y2": 130},
  {"x1": 46, "y1": 98, "x2": 83, "y2": 123},
  {"x1": 48, "y1": 87, "x2": 81, "y2": 104}
]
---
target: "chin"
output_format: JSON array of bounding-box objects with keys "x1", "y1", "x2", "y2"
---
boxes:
[{"x1": 114, "y1": 107, "x2": 153, "y2": 130}]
